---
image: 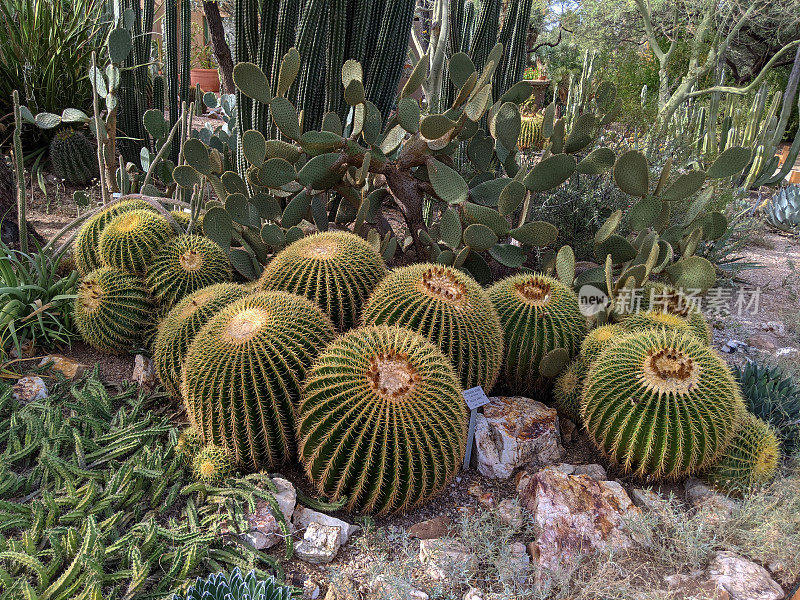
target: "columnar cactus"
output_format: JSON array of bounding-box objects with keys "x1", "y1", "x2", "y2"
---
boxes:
[
  {"x1": 182, "y1": 291, "x2": 336, "y2": 469},
  {"x1": 74, "y1": 267, "x2": 154, "y2": 353},
  {"x1": 99, "y1": 209, "x2": 175, "y2": 274},
  {"x1": 259, "y1": 231, "x2": 387, "y2": 330},
  {"x1": 581, "y1": 329, "x2": 745, "y2": 478},
  {"x1": 50, "y1": 128, "x2": 98, "y2": 185},
  {"x1": 362, "y1": 264, "x2": 503, "y2": 390},
  {"x1": 297, "y1": 325, "x2": 468, "y2": 515}
]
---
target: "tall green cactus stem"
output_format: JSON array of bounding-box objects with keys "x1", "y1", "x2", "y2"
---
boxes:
[
  {"x1": 164, "y1": 0, "x2": 180, "y2": 162},
  {"x1": 469, "y1": 0, "x2": 500, "y2": 73},
  {"x1": 153, "y1": 283, "x2": 248, "y2": 399},
  {"x1": 325, "y1": 0, "x2": 346, "y2": 116},
  {"x1": 298, "y1": 325, "x2": 468, "y2": 515},
  {"x1": 497, "y1": 0, "x2": 535, "y2": 97},
  {"x1": 344, "y1": 0, "x2": 373, "y2": 64},
  {"x1": 181, "y1": 291, "x2": 336, "y2": 469},
  {"x1": 12, "y1": 90, "x2": 27, "y2": 254},
  {"x1": 581, "y1": 329, "x2": 745, "y2": 479},
  {"x1": 153, "y1": 74, "x2": 165, "y2": 114},
  {"x1": 362, "y1": 264, "x2": 504, "y2": 391},
  {"x1": 293, "y1": 0, "x2": 328, "y2": 132},
  {"x1": 180, "y1": 0, "x2": 191, "y2": 110},
  {"x1": 234, "y1": 0, "x2": 257, "y2": 177},
  {"x1": 253, "y1": 0, "x2": 279, "y2": 134}
]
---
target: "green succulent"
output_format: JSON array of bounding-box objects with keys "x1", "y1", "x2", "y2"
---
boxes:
[
  {"x1": 621, "y1": 309, "x2": 704, "y2": 342},
  {"x1": 192, "y1": 443, "x2": 234, "y2": 484},
  {"x1": 580, "y1": 323, "x2": 626, "y2": 358},
  {"x1": 99, "y1": 209, "x2": 175, "y2": 274},
  {"x1": 73, "y1": 199, "x2": 155, "y2": 275},
  {"x1": 627, "y1": 282, "x2": 713, "y2": 344},
  {"x1": 736, "y1": 361, "x2": 800, "y2": 453},
  {"x1": 764, "y1": 185, "x2": 800, "y2": 232},
  {"x1": 706, "y1": 413, "x2": 780, "y2": 496},
  {"x1": 176, "y1": 426, "x2": 203, "y2": 464},
  {"x1": 74, "y1": 267, "x2": 154, "y2": 353},
  {"x1": 146, "y1": 235, "x2": 233, "y2": 310},
  {"x1": 153, "y1": 283, "x2": 249, "y2": 399},
  {"x1": 173, "y1": 568, "x2": 294, "y2": 600},
  {"x1": 581, "y1": 329, "x2": 745, "y2": 479},
  {"x1": 49, "y1": 128, "x2": 98, "y2": 185},
  {"x1": 182, "y1": 291, "x2": 336, "y2": 470},
  {"x1": 298, "y1": 325, "x2": 467, "y2": 515},
  {"x1": 489, "y1": 273, "x2": 585, "y2": 391},
  {"x1": 518, "y1": 113, "x2": 545, "y2": 151},
  {"x1": 553, "y1": 358, "x2": 588, "y2": 422},
  {"x1": 258, "y1": 231, "x2": 387, "y2": 330},
  {"x1": 362, "y1": 264, "x2": 503, "y2": 390}
]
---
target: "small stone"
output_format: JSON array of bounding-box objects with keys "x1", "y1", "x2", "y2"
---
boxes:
[
  {"x1": 572, "y1": 463, "x2": 607, "y2": 480},
  {"x1": 630, "y1": 488, "x2": 669, "y2": 515},
  {"x1": 295, "y1": 522, "x2": 341, "y2": 564},
  {"x1": 271, "y1": 477, "x2": 297, "y2": 522},
  {"x1": 498, "y1": 541, "x2": 530, "y2": 585},
  {"x1": 9, "y1": 340, "x2": 35, "y2": 359},
  {"x1": 553, "y1": 463, "x2": 576, "y2": 475},
  {"x1": 241, "y1": 530, "x2": 270, "y2": 550},
  {"x1": 761, "y1": 321, "x2": 785, "y2": 335},
  {"x1": 708, "y1": 551, "x2": 785, "y2": 600},
  {"x1": 496, "y1": 498, "x2": 523, "y2": 529},
  {"x1": 560, "y1": 418, "x2": 577, "y2": 443},
  {"x1": 12, "y1": 376, "x2": 48, "y2": 404},
  {"x1": 293, "y1": 506, "x2": 360, "y2": 547},
  {"x1": 463, "y1": 588, "x2": 484, "y2": 600},
  {"x1": 474, "y1": 396, "x2": 561, "y2": 479},
  {"x1": 409, "y1": 591, "x2": 429, "y2": 600},
  {"x1": 408, "y1": 516, "x2": 452, "y2": 540},
  {"x1": 370, "y1": 576, "x2": 429, "y2": 600},
  {"x1": 303, "y1": 579, "x2": 321, "y2": 599},
  {"x1": 749, "y1": 332, "x2": 780, "y2": 351},
  {"x1": 38, "y1": 355, "x2": 87, "y2": 379},
  {"x1": 685, "y1": 478, "x2": 738, "y2": 523},
  {"x1": 419, "y1": 538, "x2": 477, "y2": 581},
  {"x1": 526, "y1": 541, "x2": 539, "y2": 561},
  {"x1": 132, "y1": 354, "x2": 157, "y2": 389}
]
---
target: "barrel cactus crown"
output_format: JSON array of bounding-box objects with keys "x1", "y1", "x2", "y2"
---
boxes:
[
  {"x1": 182, "y1": 291, "x2": 336, "y2": 469},
  {"x1": 629, "y1": 282, "x2": 712, "y2": 344},
  {"x1": 706, "y1": 413, "x2": 780, "y2": 496},
  {"x1": 50, "y1": 128, "x2": 98, "y2": 185},
  {"x1": 99, "y1": 209, "x2": 175, "y2": 274},
  {"x1": 298, "y1": 325, "x2": 468, "y2": 515},
  {"x1": 191, "y1": 444, "x2": 233, "y2": 484},
  {"x1": 74, "y1": 267, "x2": 153, "y2": 353},
  {"x1": 146, "y1": 235, "x2": 232, "y2": 309},
  {"x1": 258, "y1": 231, "x2": 387, "y2": 330},
  {"x1": 73, "y1": 199, "x2": 154, "y2": 275},
  {"x1": 622, "y1": 310, "x2": 698, "y2": 339},
  {"x1": 153, "y1": 283, "x2": 249, "y2": 398},
  {"x1": 581, "y1": 329, "x2": 745, "y2": 478},
  {"x1": 553, "y1": 358, "x2": 588, "y2": 422},
  {"x1": 362, "y1": 264, "x2": 503, "y2": 390},
  {"x1": 489, "y1": 273, "x2": 586, "y2": 392},
  {"x1": 581, "y1": 323, "x2": 626, "y2": 358}
]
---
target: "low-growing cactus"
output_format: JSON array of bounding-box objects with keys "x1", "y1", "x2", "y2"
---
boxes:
[
  {"x1": 146, "y1": 235, "x2": 233, "y2": 309},
  {"x1": 192, "y1": 443, "x2": 233, "y2": 484},
  {"x1": 99, "y1": 209, "x2": 175, "y2": 274},
  {"x1": 258, "y1": 231, "x2": 387, "y2": 330},
  {"x1": 182, "y1": 291, "x2": 336, "y2": 469},
  {"x1": 153, "y1": 283, "x2": 249, "y2": 398},
  {"x1": 621, "y1": 309, "x2": 702, "y2": 341},
  {"x1": 176, "y1": 426, "x2": 203, "y2": 464},
  {"x1": 707, "y1": 413, "x2": 780, "y2": 496},
  {"x1": 173, "y1": 568, "x2": 294, "y2": 600},
  {"x1": 518, "y1": 113, "x2": 545, "y2": 151},
  {"x1": 298, "y1": 325, "x2": 468, "y2": 515},
  {"x1": 581, "y1": 323, "x2": 626, "y2": 358},
  {"x1": 73, "y1": 199, "x2": 154, "y2": 275},
  {"x1": 362, "y1": 264, "x2": 503, "y2": 390},
  {"x1": 489, "y1": 273, "x2": 585, "y2": 391},
  {"x1": 74, "y1": 267, "x2": 153, "y2": 353},
  {"x1": 553, "y1": 358, "x2": 588, "y2": 422},
  {"x1": 50, "y1": 128, "x2": 98, "y2": 185},
  {"x1": 581, "y1": 329, "x2": 745, "y2": 478}
]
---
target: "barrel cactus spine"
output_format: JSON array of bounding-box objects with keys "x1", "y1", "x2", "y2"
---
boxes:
[
  {"x1": 181, "y1": 291, "x2": 336, "y2": 469},
  {"x1": 176, "y1": 426, "x2": 203, "y2": 464},
  {"x1": 192, "y1": 444, "x2": 234, "y2": 484},
  {"x1": 298, "y1": 325, "x2": 468, "y2": 515},
  {"x1": 627, "y1": 282, "x2": 712, "y2": 344},
  {"x1": 362, "y1": 264, "x2": 503, "y2": 390},
  {"x1": 580, "y1": 323, "x2": 626, "y2": 359},
  {"x1": 99, "y1": 209, "x2": 175, "y2": 274},
  {"x1": 50, "y1": 128, "x2": 98, "y2": 185},
  {"x1": 553, "y1": 358, "x2": 588, "y2": 422}
]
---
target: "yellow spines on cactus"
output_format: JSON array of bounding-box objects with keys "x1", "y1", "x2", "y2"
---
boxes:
[
  {"x1": 518, "y1": 113, "x2": 545, "y2": 150},
  {"x1": 176, "y1": 426, "x2": 202, "y2": 464},
  {"x1": 553, "y1": 358, "x2": 588, "y2": 422},
  {"x1": 707, "y1": 413, "x2": 780, "y2": 496},
  {"x1": 146, "y1": 235, "x2": 233, "y2": 310},
  {"x1": 73, "y1": 199, "x2": 154, "y2": 275},
  {"x1": 181, "y1": 291, "x2": 336, "y2": 470},
  {"x1": 489, "y1": 273, "x2": 586, "y2": 393},
  {"x1": 624, "y1": 282, "x2": 712, "y2": 344},
  {"x1": 581, "y1": 329, "x2": 745, "y2": 479},
  {"x1": 74, "y1": 267, "x2": 154, "y2": 353},
  {"x1": 621, "y1": 309, "x2": 699, "y2": 340},
  {"x1": 153, "y1": 283, "x2": 249, "y2": 399},
  {"x1": 581, "y1": 323, "x2": 626, "y2": 359},
  {"x1": 298, "y1": 325, "x2": 467, "y2": 515},
  {"x1": 99, "y1": 209, "x2": 175, "y2": 274},
  {"x1": 192, "y1": 444, "x2": 233, "y2": 484},
  {"x1": 362, "y1": 264, "x2": 503, "y2": 390},
  {"x1": 258, "y1": 231, "x2": 387, "y2": 330}
]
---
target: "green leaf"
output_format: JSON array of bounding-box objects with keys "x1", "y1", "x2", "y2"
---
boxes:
[
  {"x1": 575, "y1": 147, "x2": 615, "y2": 175},
  {"x1": 233, "y1": 62, "x2": 271, "y2": 104},
  {"x1": 614, "y1": 150, "x2": 649, "y2": 197},
  {"x1": 449, "y1": 52, "x2": 476, "y2": 89},
  {"x1": 420, "y1": 115, "x2": 457, "y2": 140},
  {"x1": 488, "y1": 243, "x2": 525, "y2": 268},
  {"x1": 182, "y1": 139, "x2": 211, "y2": 174},
  {"x1": 258, "y1": 158, "x2": 296, "y2": 188},
  {"x1": 706, "y1": 146, "x2": 752, "y2": 179},
  {"x1": 300, "y1": 131, "x2": 343, "y2": 156},
  {"x1": 297, "y1": 153, "x2": 341, "y2": 189},
  {"x1": 202, "y1": 206, "x2": 233, "y2": 252},
  {"x1": 427, "y1": 158, "x2": 468, "y2": 205},
  {"x1": 463, "y1": 224, "x2": 498, "y2": 251},
  {"x1": 172, "y1": 165, "x2": 200, "y2": 188},
  {"x1": 107, "y1": 27, "x2": 132, "y2": 64},
  {"x1": 261, "y1": 223, "x2": 285, "y2": 248},
  {"x1": 397, "y1": 98, "x2": 421, "y2": 133},
  {"x1": 439, "y1": 207, "x2": 463, "y2": 249},
  {"x1": 627, "y1": 196, "x2": 662, "y2": 231},
  {"x1": 523, "y1": 154, "x2": 576, "y2": 191},
  {"x1": 492, "y1": 103, "x2": 521, "y2": 151},
  {"x1": 498, "y1": 180, "x2": 527, "y2": 216},
  {"x1": 402, "y1": 57, "x2": 428, "y2": 98}
]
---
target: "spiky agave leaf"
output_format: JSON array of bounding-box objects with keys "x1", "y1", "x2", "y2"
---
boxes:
[
  {"x1": 581, "y1": 329, "x2": 745, "y2": 479},
  {"x1": 99, "y1": 209, "x2": 175, "y2": 274},
  {"x1": 362, "y1": 264, "x2": 503, "y2": 390},
  {"x1": 736, "y1": 361, "x2": 800, "y2": 453},
  {"x1": 258, "y1": 231, "x2": 388, "y2": 330},
  {"x1": 73, "y1": 199, "x2": 155, "y2": 275},
  {"x1": 146, "y1": 235, "x2": 233, "y2": 310},
  {"x1": 553, "y1": 358, "x2": 588, "y2": 422},
  {"x1": 182, "y1": 291, "x2": 336, "y2": 469},
  {"x1": 706, "y1": 413, "x2": 780, "y2": 496},
  {"x1": 74, "y1": 267, "x2": 154, "y2": 353},
  {"x1": 174, "y1": 568, "x2": 294, "y2": 600},
  {"x1": 581, "y1": 323, "x2": 626, "y2": 358},
  {"x1": 298, "y1": 325, "x2": 468, "y2": 515},
  {"x1": 153, "y1": 283, "x2": 249, "y2": 399},
  {"x1": 191, "y1": 444, "x2": 233, "y2": 484},
  {"x1": 489, "y1": 273, "x2": 586, "y2": 392}
]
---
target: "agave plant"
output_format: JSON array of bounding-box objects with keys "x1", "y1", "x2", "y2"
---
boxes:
[
  {"x1": 764, "y1": 185, "x2": 800, "y2": 232},
  {"x1": 173, "y1": 568, "x2": 295, "y2": 600},
  {"x1": 736, "y1": 361, "x2": 800, "y2": 453}
]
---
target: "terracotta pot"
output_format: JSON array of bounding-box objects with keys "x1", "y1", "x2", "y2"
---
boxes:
[
  {"x1": 538, "y1": 75, "x2": 547, "y2": 80},
  {"x1": 190, "y1": 68, "x2": 219, "y2": 93}
]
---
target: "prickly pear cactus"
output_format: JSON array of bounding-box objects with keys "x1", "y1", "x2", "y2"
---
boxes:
[{"x1": 50, "y1": 128, "x2": 98, "y2": 185}]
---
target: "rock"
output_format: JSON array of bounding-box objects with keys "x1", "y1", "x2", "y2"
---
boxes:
[
  {"x1": 474, "y1": 396, "x2": 561, "y2": 479},
  {"x1": 131, "y1": 354, "x2": 157, "y2": 389},
  {"x1": 242, "y1": 477, "x2": 297, "y2": 549},
  {"x1": 761, "y1": 321, "x2": 785, "y2": 335},
  {"x1": 270, "y1": 477, "x2": 297, "y2": 521},
  {"x1": 419, "y1": 538, "x2": 477, "y2": 581},
  {"x1": 370, "y1": 577, "x2": 429, "y2": 600},
  {"x1": 468, "y1": 482, "x2": 495, "y2": 507},
  {"x1": 303, "y1": 579, "x2": 321, "y2": 600},
  {"x1": 408, "y1": 515, "x2": 452, "y2": 540},
  {"x1": 517, "y1": 465, "x2": 640, "y2": 572},
  {"x1": 12, "y1": 376, "x2": 48, "y2": 404},
  {"x1": 498, "y1": 541, "x2": 530, "y2": 585},
  {"x1": 295, "y1": 522, "x2": 341, "y2": 564},
  {"x1": 9, "y1": 340, "x2": 35, "y2": 359},
  {"x1": 497, "y1": 498, "x2": 523, "y2": 529},
  {"x1": 721, "y1": 339, "x2": 748, "y2": 354},
  {"x1": 749, "y1": 332, "x2": 780, "y2": 351},
  {"x1": 463, "y1": 589, "x2": 484, "y2": 600},
  {"x1": 630, "y1": 488, "x2": 669, "y2": 516},
  {"x1": 560, "y1": 418, "x2": 577, "y2": 443},
  {"x1": 552, "y1": 463, "x2": 576, "y2": 475},
  {"x1": 664, "y1": 571, "x2": 730, "y2": 600},
  {"x1": 685, "y1": 478, "x2": 738, "y2": 523},
  {"x1": 293, "y1": 506, "x2": 360, "y2": 546},
  {"x1": 573, "y1": 463, "x2": 607, "y2": 480},
  {"x1": 38, "y1": 355, "x2": 87, "y2": 379},
  {"x1": 708, "y1": 551, "x2": 784, "y2": 600}
]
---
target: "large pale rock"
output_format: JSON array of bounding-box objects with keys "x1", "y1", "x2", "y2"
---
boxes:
[
  {"x1": 39, "y1": 355, "x2": 87, "y2": 379},
  {"x1": 295, "y1": 522, "x2": 341, "y2": 564},
  {"x1": 131, "y1": 354, "x2": 157, "y2": 389},
  {"x1": 474, "y1": 396, "x2": 561, "y2": 479},
  {"x1": 685, "y1": 477, "x2": 738, "y2": 523},
  {"x1": 708, "y1": 552, "x2": 784, "y2": 600},
  {"x1": 517, "y1": 466, "x2": 640, "y2": 572},
  {"x1": 12, "y1": 376, "x2": 48, "y2": 404},
  {"x1": 293, "y1": 505, "x2": 360, "y2": 546},
  {"x1": 419, "y1": 538, "x2": 477, "y2": 581}
]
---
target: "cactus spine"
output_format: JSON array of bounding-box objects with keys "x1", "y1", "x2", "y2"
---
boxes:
[
  {"x1": 50, "y1": 129, "x2": 98, "y2": 185},
  {"x1": 554, "y1": 358, "x2": 588, "y2": 422},
  {"x1": 99, "y1": 209, "x2": 175, "y2": 274}
]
